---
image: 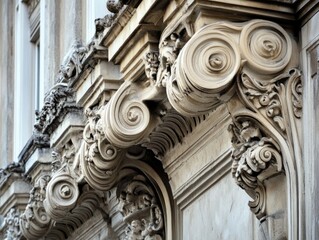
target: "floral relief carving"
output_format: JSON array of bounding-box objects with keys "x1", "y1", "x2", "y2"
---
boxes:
[
  {"x1": 157, "y1": 33, "x2": 185, "y2": 88},
  {"x1": 34, "y1": 85, "x2": 79, "y2": 135},
  {"x1": 229, "y1": 120, "x2": 283, "y2": 218},
  {"x1": 20, "y1": 175, "x2": 53, "y2": 239},
  {"x1": 237, "y1": 69, "x2": 302, "y2": 135},
  {"x1": 118, "y1": 175, "x2": 164, "y2": 240},
  {"x1": 16, "y1": 17, "x2": 303, "y2": 238},
  {"x1": 77, "y1": 106, "x2": 125, "y2": 191},
  {"x1": 4, "y1": 208, "x2": 21, "y2": 240},
  {"x1": 56, "y1": 41, "x2": 88, "y2": 83},
  {"x1": 157, "y1": 19, "x2": 302, "y2": 223},
  {"x1": 144, "y1": 52, "x2": 160, "y2": 82}
]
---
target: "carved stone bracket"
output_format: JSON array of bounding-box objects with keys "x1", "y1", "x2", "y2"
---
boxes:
[
  {"x1": 20, "y1": 175, "x2": 53, "y2": 239},
  {"x1": 19, "y1": 16, "x2": 303, "y2": 239},
  {"x1": 156, "y1": 19, "x2": 302, "y2": 227},
  {"x1": 229, "y1": 120, "x2": 283, "y2": 219},
  {"x1": 117, "y1": 175, "x2": 164, "y2": 240}
]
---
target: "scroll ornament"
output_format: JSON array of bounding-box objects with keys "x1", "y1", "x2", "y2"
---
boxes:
[
  {"x1": 118, "y1": 176, "x2": 164, "y2": 240},
  {"x1": 164, "y1": 20, "x2": 293, "y2": 116},
  {"x1": 229, "y1": 120, "x2": 283, "y2": 218},
  {"x1": 44, "y1": 169, "x2": 79, "y2": 220},
  {"x1": 78, "y1": 107, "x2": 125, "y2": 191},
  {"x1": 20, "y1": 175, "x2": 53, "y2": 239},
  {"x1": 101, "y1": 81, "x2": 153, "y2": 148}
]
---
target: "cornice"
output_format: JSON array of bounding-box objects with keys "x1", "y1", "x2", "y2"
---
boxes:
[{"x1": 10, "y1": 1, "x2": 306, "y2": 239}]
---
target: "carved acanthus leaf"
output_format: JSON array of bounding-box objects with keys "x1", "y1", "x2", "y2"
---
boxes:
[
  {"x1": 34, "y1": 86, "x2": 80, "y2": 135},
  {"x1": 77, "y1": 106, "x2": 125, "y2": 191},
  {"x1": 20, "y1": 175, "x2": 53, "y2": 239},
  {"x1": 56, "y1": 41, "x2": 88, "y2": 83},
  {"x1": 4, "y1": 208, "x2": 21, "y2": 240},
  {"x1": 238, "y1": 69, "x2": 302, "y2": 135},
  {"x1": 291, "y1": 73, "x2": 302, "y2": 118},
  {"x1": 144, "y1": 51, "x2": 160, "y2": 82},
  {"x1": 229, "y1": 120, "x2": 283, "y2": 219},
  {"x1": 162, "y1": 20, "x2": 294, "y2": 117}
]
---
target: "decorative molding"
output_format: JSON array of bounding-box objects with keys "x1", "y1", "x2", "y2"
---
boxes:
[
  {"x1": 117, "y1": 175, "x2": 164, "y2": 240},
  {"x1": 20, "y1": 175, "x2": 53, "y2": 239},
  {"x1": 56, "y1": 41, "x2": 88, "y2": 84},
  {"x1": 17, "y1": 15, "x2": 303, "y2": 239},
  {"x1": 156, "y1": 19, "x2": 302, "y2": 223},
  {"x1": 34, "y1": 85, "x2": 80, "y2": 135},
  {"x1": 229, "y1": 120, "x2": 283, "y2": 219},
  {"x1": 4, "y1": 208, "x2": 21, "y2": 240},
  {"x1": 78, "y1": 106, "x2": 125, "y2": 191},
  {"x1": 0, "y1": 163, "x2": 25, "y2": 189},
  {"x1": 107, "y1": 0, "x2": 126, "y2": 13},
  {"x1": 144, "y1": 51, "x2": 160, "y2": 82},
  {"x1": 142, "y1": 109, "x2": 207, "y2": 159}
]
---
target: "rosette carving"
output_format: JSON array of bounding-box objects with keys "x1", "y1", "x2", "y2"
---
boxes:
[
  {"x1": 102, "y1": 81, "x2": 152, "y2": 148},
  {"x1": 229, "y1": 120, "x2": 283, "y2": 219},
  {"x1": 166, "y1": 23, "x2": 240, "y2": 116},
  {"x1": 44, "y1": 170, "x2": 79, "y2": 220},
  {"x1": 240, "y1": 20, "x2": 292, "y2": 74},
  {"x1": 20, "y1": 175, "x2": 53, "y2": 239},
  {"x1": 117, "y1": 175, "x2": 164, "y2": 240}
]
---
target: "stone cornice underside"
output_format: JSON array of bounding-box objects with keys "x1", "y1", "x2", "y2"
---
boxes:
[{"x1": 7, "y1": 1, "x2": 304, "y2": 239}]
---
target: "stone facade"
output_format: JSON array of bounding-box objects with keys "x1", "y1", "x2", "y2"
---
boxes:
[{"x1": 0, "y1": 0, "x2": 319, "y2": 239}]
